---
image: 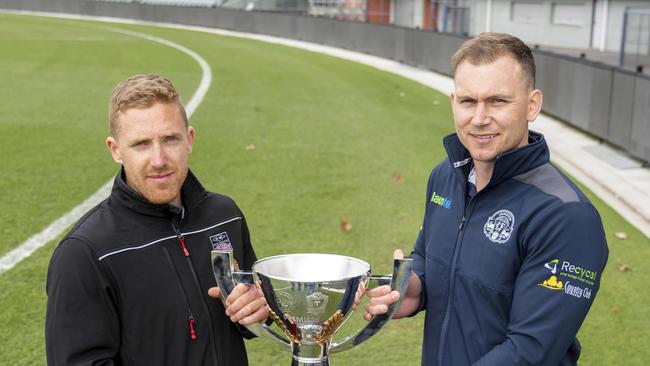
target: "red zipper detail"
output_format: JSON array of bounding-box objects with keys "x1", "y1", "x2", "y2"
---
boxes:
[
  {"x1": 179, "y1": 236, "x2": 189, "y2": 257},
  {"x1": 189, "y1": 314, "x2": 197, "y2": 340}
]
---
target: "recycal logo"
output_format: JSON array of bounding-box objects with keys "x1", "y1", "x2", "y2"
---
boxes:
[
  {"x1": 544, "y1": 258, "x2": 598, "y2": 286},
  {"x1": 544, "y1": 259, "x2": 559, "y2": 274}
]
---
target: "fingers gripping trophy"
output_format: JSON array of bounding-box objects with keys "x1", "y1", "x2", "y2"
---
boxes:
[{"x1": 212, "y1": 250, "x2": 413, "y2": 366}]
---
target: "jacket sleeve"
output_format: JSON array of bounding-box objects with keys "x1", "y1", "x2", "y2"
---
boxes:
[
  {"x1": 240, "y1": 214, "x2": 257, "y2": 271},
  {"x1": 474, "y1": 202, "x2": 608, "y2": 366},
  {"x1": 46, "y1": 237, "x2": 121, "y2": 365},
  {"x1": 409, "y1": 169, "x2": 436, "y2": 316}
]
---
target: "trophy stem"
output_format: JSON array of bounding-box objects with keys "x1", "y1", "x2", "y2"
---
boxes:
[
  {"x1": 291, "y1": 342, "x2": 329, "y2": 366},
  {"x1": 291, "y1": 357, "x2": 329, "y2": 366}
]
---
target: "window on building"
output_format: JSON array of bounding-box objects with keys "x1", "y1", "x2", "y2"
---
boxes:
[
  {"x1": 511, "y1": 1, "x2": 545, "y2": 24},
  {"x1": 551, "y1": 2, "x2": 587, "y2": 26}
]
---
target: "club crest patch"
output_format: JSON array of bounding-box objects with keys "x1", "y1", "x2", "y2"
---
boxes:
[
  {"x1": 483, "y1": 209, "x2": 515, "y2": 244},
  {"x1": 210, "y1": 232, "x2": 232, "y2": 250}
]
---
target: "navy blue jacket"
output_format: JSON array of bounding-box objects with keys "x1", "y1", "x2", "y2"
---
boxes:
[{"x1": 411, "y1": 131, "x2": 608, "y2": 365}]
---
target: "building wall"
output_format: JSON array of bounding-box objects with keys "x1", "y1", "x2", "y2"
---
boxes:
[
  {"x1": 476, "y1": 0, "x2": 594, "y2": 49},
  {"x1": 602, "y1": 0, "x2": 650, "y2": 53},
  {"x1": 462, "y1": 0, "x2": 487, "y2": 35},
  {"x1": 392, "y1": 0, "x2": 424, "y2": 28},
  {"x1": 464, "y1": 0, "x2": 650, "y2": 53},
  {"x1": 367, "y1": 0, "x2": 390, "y2": 24}
]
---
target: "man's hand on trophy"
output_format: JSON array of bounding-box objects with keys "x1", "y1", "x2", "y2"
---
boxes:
[
  {"x1": 362, "y1": 249, "x2": 404, "y2": 321},
  {"x1": 208, "y1": 284, "x2": 269, "y2": 325}
]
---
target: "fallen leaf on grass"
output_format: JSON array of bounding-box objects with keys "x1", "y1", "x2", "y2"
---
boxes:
[
  {"x1": 340, "y1": 217, "x2": 352, "y2": 232},
  {"x1": 614, "y1": 232, "x2": 628, "y2": 240},
  {"x1": 610, "y1": 305, "x2": 621, "y2": 313},
  {"x1": 245, "y1": 144, "x2": 255, "y2": 151},
  {"x1": 616, "y1": 263, "x2": 632, "y2": 272},
  {"x1": 392, "y1": 172, "x2": 404, "y2": 183}
]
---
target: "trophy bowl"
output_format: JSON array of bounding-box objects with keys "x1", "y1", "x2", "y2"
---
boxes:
[{"x1": 212, "y1": 250, "x2": 413, "y2": 366}]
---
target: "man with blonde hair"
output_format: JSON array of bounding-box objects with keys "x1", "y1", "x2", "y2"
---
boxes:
[
  {"x1": 364, "y1": 33, "x2": 608, "y2": 365},
  {"x1": 46, "y1": 75, "x2": 267, "y2": 365}
]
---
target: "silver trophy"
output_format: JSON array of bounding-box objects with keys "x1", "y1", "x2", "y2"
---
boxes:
[{"x1": 212, "y1": 250, "x2": 413, "y2": 366}]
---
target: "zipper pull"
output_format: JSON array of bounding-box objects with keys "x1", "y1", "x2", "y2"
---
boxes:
[
  {"x1": 458, "y1": 216, "x2": 466, "y2": 231},
  {"x1": 188, "y1": 311, "x2": 197, "y2": 340},
  {"x1": 178, "y1": 235, "x2": 190, "y2": 257}
]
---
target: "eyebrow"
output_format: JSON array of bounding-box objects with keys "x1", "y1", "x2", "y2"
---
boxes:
[
  {"x1": 128, "y1": 138, "x2": 151, "y2": 147},
  {"x1": 128, "y1": 132, "x2": 183, "y2": 147},
  {"x1": 456, "y1": 94, "x2": 512, "y2": 101}
]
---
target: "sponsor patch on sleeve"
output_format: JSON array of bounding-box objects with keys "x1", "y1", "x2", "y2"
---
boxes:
[
  {"x1": 538, "y1": 258, "x2": 596, "y2": 300},
  {"x1": 210, "y1": 231, "x2": 232, "y2": 250}
]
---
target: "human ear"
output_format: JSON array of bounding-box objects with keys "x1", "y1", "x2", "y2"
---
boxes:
[
  {"x1": 106, "y1": 136, "x2": 123, "y2": 164},
  {"x1": 187, "y1": 126, "x2": 195, "y2": 154},
  {"x1": 527, "y1": 89, "x2": 543, "y2": 123}
]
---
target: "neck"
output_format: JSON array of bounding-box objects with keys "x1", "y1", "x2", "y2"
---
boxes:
[
  {"x1": 473, "y1": 161, "x2": 494, "y2": 192},
  {"x1": 169, "y1": 195, "x2": 183, "y2": 208}
]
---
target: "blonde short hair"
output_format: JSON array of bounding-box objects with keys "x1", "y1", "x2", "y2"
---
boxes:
[
  {"x1": 108, "y1": 74, "x2": 188, "y2": 135},
  {"x1": 452, "y1": 32, "x2": 536, "y2": 90}
]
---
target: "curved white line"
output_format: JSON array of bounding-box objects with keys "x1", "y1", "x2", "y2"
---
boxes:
[
  {"x1": 0, "y1": 26, "x2": 212, "y2": 274},
  {"x1": 106, "y1": 27, "x2": 212, "y2": 117},
  {"x1": 1, "y1": 9, "x2": 647, "y2": 273}
]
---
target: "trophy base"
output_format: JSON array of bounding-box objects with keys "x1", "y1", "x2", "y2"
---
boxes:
[{"x1": 292, "y1": 356, "x2": 329, "y2": 366}]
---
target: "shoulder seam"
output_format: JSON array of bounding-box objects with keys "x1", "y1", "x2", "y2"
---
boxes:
[{"x1": 513, "y1": 163, "x2": 581, "y2": 204}]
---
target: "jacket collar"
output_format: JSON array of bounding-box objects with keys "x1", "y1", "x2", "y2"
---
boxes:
[
  {"x1": 111, "y1": 168, "x2": 208, "y2": 218},
  {"x1": 443, "y1": 130, "x2": 549, "y2": 189}
]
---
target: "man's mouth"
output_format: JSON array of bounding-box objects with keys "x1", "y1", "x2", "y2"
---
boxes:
[
  {"x1": 470, "y1": 133, "x2": 498, "y2": 142},
  {"x1": 148, "y1": 172, "x2": 173, "y2": 181}
]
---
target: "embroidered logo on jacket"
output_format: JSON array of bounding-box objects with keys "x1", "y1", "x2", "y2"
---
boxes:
[
  {"x1": 430, "y1": 191, "x2": 452, "y2": 209},
  {"x1": 539, "y1": 258, "x2": 596, "y2": 299},
  {"x1": 544, "y1": 258, "x2": 559, "y2": 274},
  {"x1": 210, "y1": 232, "x2": 233, "y2": 250},
  {"x1": 544, "y1": 258, "x2": 597, "y2": 286},
  {"x1": 539, "y1": 275, "x2": 563, "y2": 290},
  {"x1": 483, "y1": 209, "x2": 515, "y2": 244}
]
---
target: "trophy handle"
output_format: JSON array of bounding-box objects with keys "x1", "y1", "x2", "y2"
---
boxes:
[
  {"x1": 211, "y1": 250, "x2": 291, "y2": 348},
  {"x1": 329, "y1": 257, "x2": 414, "y2": 353}
]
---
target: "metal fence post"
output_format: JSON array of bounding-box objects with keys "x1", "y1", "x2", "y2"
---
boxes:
[{"x1": 619, "y1": 6, "x2": 628, "y2": 67}]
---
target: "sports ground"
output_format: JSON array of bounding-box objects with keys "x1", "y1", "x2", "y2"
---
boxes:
[{"x1": 0, "y1": 12, "x2": 648, "y2": 365}]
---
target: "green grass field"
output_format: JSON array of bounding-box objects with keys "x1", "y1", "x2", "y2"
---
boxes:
[{"x1": 0, "y1": 12, "x2": 647, "y2": 365}]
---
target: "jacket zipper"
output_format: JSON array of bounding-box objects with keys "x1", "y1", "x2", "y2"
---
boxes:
[
  {"x1": 437, "y1": 193, "x2": 476, "y2": 365},
  {"x1": 162, "y1": 247, "x2": 199, "y2": 342},
  {"x1": 170, "y1": 221, "x2": 223, "y2": 366},
  {"x1": 188, "y1": 310, "x2": 197, "y2": 340},
  {"x1": 171, "y1": 221, "x2": 190, "y2": 257}
]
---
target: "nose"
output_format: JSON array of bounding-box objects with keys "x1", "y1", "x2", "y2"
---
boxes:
[
  {"x1": 470, "y1": 102, "x2": 490, "y2": 126},
  {"x1": 150, "y1": 142, "x2": 167, "y2": 169}
]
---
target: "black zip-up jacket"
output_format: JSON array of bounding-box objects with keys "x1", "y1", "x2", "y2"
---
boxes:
[{"x1": 46, "y1": 169, "x2": 256, "y2": 365}]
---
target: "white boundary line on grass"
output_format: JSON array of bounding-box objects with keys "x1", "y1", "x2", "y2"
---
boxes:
[
  {"x1": 0, "y1": 20, "x2": 212, "y2": 274},
  {"x1": 1, "y1": 10, "x2": 647, "y2": 273}
]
